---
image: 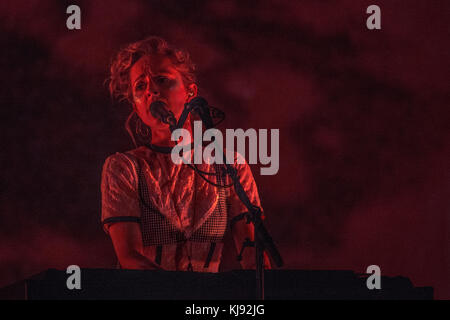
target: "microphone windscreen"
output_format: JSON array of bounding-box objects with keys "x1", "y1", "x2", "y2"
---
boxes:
[{"x1": 150, "y1": 100, "x2": 169, "y2": 122}]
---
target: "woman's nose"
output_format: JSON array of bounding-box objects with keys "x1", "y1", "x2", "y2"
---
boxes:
[{"x1": 147, "y1": 79, "x2": 160, "y2": 97}]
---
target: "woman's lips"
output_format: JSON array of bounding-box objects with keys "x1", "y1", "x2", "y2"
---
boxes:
[{"x1": 148, "y1": 100, "x2": 169, "y2": 114}]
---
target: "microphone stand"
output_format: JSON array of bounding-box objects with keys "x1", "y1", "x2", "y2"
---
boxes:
[
  {"x1": 220, "y1": 156, "x2": 283, "y2": 300},
  {"x1": 182, "y1": 99, "x2": 284, "y2": 300}
]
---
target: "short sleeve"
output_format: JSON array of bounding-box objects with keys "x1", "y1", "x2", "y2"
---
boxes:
[{"x1": 101, "y1": 153, "x2": 141, "y2": 234}]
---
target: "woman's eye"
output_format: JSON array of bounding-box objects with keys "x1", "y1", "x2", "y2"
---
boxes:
[
  {"x1": 154, "y1": 76, "x2": 169, "y2": 85},
  {"x1": 135, "y1": 82, "x2": 146, "y2": 91}
]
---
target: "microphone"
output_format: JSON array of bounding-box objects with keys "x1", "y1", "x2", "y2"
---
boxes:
[
  {"x1": 150, "y1": 101, "x2": 177, "y2": 131},
  {"x1": 187, "y1": 96, "x2": 214, "y2": 129}
]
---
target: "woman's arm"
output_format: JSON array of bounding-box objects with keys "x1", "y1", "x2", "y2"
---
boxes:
[
  {"x1": 102, "y1": 153, "x2": 161, "y2": 270},
  {"x1": 109, "y1": 222, "x2": 162, "y2": 269}
]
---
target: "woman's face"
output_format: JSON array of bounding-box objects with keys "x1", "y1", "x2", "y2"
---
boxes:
[{"x1": 130, "y1": 54, "x2": 196, "y2": 138}]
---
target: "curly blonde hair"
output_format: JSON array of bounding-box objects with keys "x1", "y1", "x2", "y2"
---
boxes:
[
  {"x1": 107, "y1": 36, "x2": 196, "y2": 146},
  {"x1": 109, "y1": 36, "x2": 196, "y2": 103}
]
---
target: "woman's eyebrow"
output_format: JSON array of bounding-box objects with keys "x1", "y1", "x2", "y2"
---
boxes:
[
  {"x1": 134, "y1": 70, "x2": 172, "y2": 82},
  {"x1": 133, "y1": 74, "x2": 146, "y2": 85},
  {"x1": 153, "y1": 70, "x2": 172, "y2": 76}
]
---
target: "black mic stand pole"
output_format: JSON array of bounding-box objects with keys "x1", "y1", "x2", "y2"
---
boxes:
[{"x1": 220, "y1": 157, "x2": 282, "y2": 300}]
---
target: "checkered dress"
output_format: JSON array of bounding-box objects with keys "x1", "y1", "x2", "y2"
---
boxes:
[{"x1": 135, "y1": 159, "x2": 229, "y2": 246}]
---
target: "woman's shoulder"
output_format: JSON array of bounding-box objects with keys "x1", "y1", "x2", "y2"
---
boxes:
[
  {"x1": 104, "y1": 146, "x2": 152, "y2": 164},
  {"x1": 103, "y1": 146, "x2": 161, "y2": 176},
  {"x1": 124, "y1": 145, "x2": 153, "y2": 158},
  {"x1": 102, "y1": 152, "x2": 134, "y2": 178},
  {"x1": 102, "y1": 146, "x2": 143, "y2": 172}
]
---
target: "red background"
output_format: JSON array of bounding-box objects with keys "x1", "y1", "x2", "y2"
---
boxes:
[{"x1": 0, "y1": 0, "x2": 448, "y2": 298}]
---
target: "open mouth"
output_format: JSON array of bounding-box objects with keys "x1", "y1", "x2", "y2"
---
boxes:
[{"x1": 149, "y1": 100, "x2": 177, "y2": 128}]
